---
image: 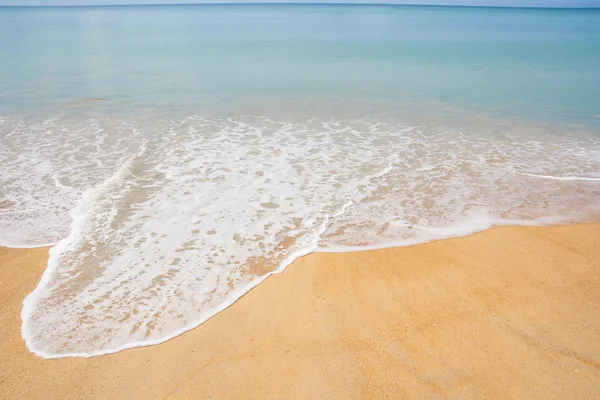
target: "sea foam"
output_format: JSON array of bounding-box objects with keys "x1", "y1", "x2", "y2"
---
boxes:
[{"x1": 1, "y1": 114, "x2": 599, "y2": 358}]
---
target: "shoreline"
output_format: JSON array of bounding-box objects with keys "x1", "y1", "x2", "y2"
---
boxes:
[
  {"x1": 1, "y1": 223, "x2": 600, "y2": 399},
  {"x1": 16, "y1": 219, "x2": 599, "y2": 359}
]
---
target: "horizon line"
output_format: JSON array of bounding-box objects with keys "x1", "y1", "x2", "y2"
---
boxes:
[{"x1": 0, "y1": 2, "x2": 598, "y2": 9}]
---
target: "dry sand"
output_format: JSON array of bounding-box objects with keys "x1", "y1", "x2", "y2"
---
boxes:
[{"x1": 1, "y1": 224, "x2": 599, "y2": 399}]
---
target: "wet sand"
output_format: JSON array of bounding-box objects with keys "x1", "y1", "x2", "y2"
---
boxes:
[{"x1": 1, "y1": 224, "x2": 599, "y2": 399}]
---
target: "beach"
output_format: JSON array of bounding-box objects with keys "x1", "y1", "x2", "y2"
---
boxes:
[
  {"x1": 3, "y1": 4, "x2": 600, "y2": 360},
  {"x1": 1, "y1": 223, "x2": 599, "y2": 399},
  {"x1": 1, "y1": 4, "x2": 600, "y2": 399}
]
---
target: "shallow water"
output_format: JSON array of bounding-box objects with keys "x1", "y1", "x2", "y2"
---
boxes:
[{"x1": 0, "y1": 4, "x2": 599, "y2": 357}]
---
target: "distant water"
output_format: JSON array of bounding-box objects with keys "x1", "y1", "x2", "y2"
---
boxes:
[{"x1": 0, "y1": 4, "x2": 599, "y2": 358}]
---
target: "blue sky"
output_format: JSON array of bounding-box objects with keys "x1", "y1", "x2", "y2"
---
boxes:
[{"x1": 0, "y1": 0, "x2": 598, "y2": 7}]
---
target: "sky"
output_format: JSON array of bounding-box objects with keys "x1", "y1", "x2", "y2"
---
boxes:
[{"x1": 0, "y1": 0, "x2": 598, "y2": 7}]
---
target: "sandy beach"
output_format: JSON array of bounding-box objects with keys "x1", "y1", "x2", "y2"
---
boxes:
[{"x1": 1, "y1": 224, "x2": 599, "y2": 399}]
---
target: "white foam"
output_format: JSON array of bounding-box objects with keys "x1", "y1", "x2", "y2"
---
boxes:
[
  {"x1": 1, "y1": 114, "x2": 599, "y2": 357},
  {"x1": 514, "y1": 170, "x2": 600, "y2": 181},
  {"x1": 317, "y1": 215, "x2": 578, "y2": 253},
  {"x1": 0, "y1": 117, "x2": 145, "y2": 248}
]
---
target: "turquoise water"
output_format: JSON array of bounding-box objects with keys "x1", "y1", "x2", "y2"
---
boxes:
[
  {"x1": 1, "y1": 5, "x2": 599, "y2": 123},
  {"x1": 0, "y1": 5, "x2": 599, "y2": 358}
]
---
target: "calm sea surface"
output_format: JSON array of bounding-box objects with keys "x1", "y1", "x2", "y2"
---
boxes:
[{"x1": 0, "y1": 4, "x2": 599, "y2": 357}]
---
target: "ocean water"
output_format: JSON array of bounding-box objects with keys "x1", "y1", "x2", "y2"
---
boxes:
[{"x1": 0, "y1": 4, "x2": 599, "y2": 358}]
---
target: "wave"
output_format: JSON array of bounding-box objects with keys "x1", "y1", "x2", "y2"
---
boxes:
[{"x1": 1, "y1": 114, "x2": 599, "y2": 357}]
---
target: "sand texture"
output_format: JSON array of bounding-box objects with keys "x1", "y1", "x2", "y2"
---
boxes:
[{"x1": 1, "y1": 224, "x2": 600, "y2": 399}]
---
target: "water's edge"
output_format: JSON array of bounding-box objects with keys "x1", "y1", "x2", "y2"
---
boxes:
[{"x1": 11, "y1": 216, "x2": 597, "y2": 359}]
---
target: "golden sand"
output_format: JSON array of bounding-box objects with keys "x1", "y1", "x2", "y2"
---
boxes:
[{"x1": 1, "y1": 224, "x2": 599, "y2": 399}]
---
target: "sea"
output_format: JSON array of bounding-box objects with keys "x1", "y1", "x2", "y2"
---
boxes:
[{"x1": 0, "y1": 4, "x2": 599, "y2": 358}]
